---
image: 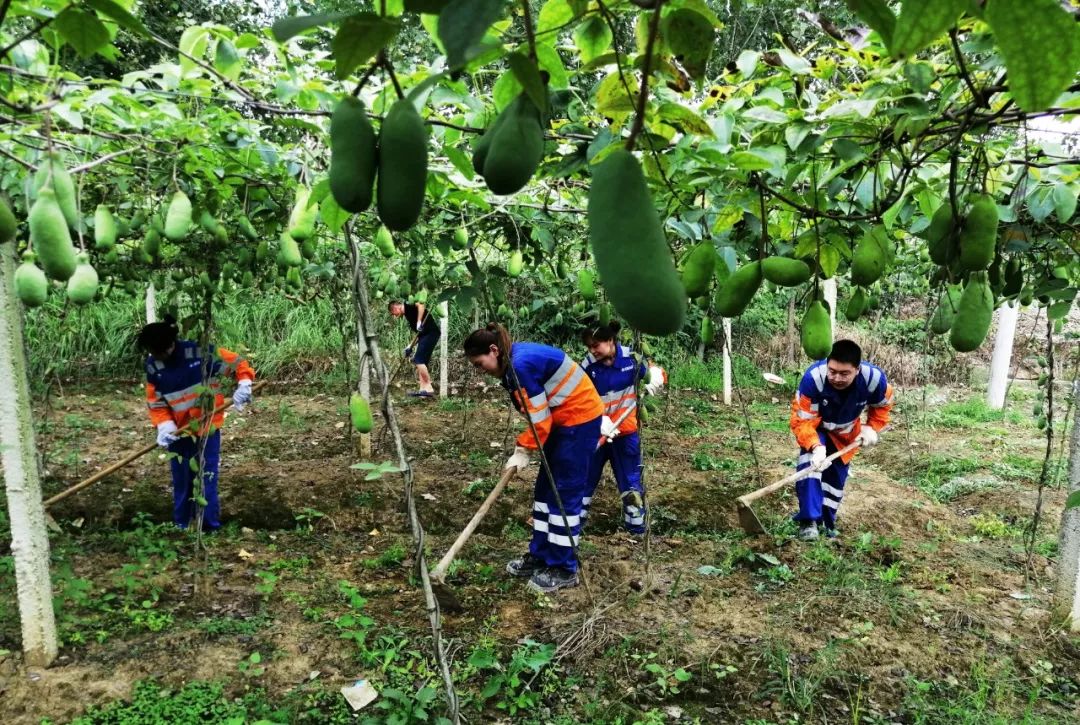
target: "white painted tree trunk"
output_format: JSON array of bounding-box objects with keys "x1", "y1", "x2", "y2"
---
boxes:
[
  {"x1": 696, "y1": 339, "x2": 705, "y2": 362},
  {"x1": 722, "y1": 318, "x2": 732, "y2": 406},
  {"x1": 1055, "y1": 381, "x2": 1080, "y2": 630},
  {"x1": 0, "y1": 242, "x2": 58, "y2": 667},
  {"x1": 987, "y1": 302, "x2": 1018, "y2": 410},
  {"x1": 823, "y1": 277, "x2": 837, "y2": 331},
  {"x1": 145, "y1": 282, "x2": 156, "y2": 324},
  {"x1": 439, "y1": 300, "x2": 448, "y2": 398}
]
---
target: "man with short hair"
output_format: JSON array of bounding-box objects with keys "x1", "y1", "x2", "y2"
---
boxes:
[
  {"x1": 388, "y1": 300, "x2": 439, "y2": 397},
  {"x1": 790, "y1": 339, "x2": 893, "y2": 540}
]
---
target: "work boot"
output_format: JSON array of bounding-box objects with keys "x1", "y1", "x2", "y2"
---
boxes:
[
  {"x1": 506, "y1": 552, "x2": 545, "y2": 578},
  {"x1": 527, "y1": 567, "x2": 579, "y2": 593},
  {"x1": 799, "y1": 522, "x2": 819, "y2": 541}
]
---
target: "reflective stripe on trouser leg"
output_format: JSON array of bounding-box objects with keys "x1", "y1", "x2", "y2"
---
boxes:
[
  {"x1": 168, "y1": 431, "x2": 221, "y2": 529},
  {"x1": 528, "y1": 416, "x2": 601, "y2": 573},
  {"x1": 793, "y1": 429, "x2": 829, "y2": 524},
  {"x1": 582, "y1": 442, "x2": 612, "y2": 522},
  {"x1": 820, "y1": 450, "x2": 850, "y2": 531},
  {"x1": 609, "y1": 432, "x2": 646, "y2": 533}
]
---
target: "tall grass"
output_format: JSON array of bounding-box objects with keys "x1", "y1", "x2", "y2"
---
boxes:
[{"x1": 23, "y1": 290, "x2": 349, "y2": 385}]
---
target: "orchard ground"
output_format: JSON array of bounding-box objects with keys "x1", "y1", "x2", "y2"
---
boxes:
[{"x1": 1, "y1": 357, "x2": 1077, "y2": 724}]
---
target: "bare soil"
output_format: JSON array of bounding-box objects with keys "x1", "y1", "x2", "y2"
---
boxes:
[{"x1": 1, "y1": 378, "x2": 1078, "y2": 724}]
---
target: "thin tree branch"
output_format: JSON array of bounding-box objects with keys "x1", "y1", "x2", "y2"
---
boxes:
[
  {"x1": 0, "y1": 13, "x2": 58, "y2": 59},
  {"x1": 625, "y1": 1, "x2": 665, "y2": 150},
  {"x1": 520, "y1": 0, "x2": 538, "y2": 61},
  {"x1": 69, "y1": 147, "x2": 139, "y2": 174},
  {"x1": 0, "y1": 146, "x2": 34, "y2": 171}
]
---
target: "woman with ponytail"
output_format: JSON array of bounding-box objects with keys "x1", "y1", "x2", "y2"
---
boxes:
[
  {"x1": 579, "y1": 321, "x2": 666, "y2": 537},
  {"x1": 137, "y1": 315, "x2": 255, "y2": 531},
  {"x1": 464, "y1": 323, "x2": 603, "y2": 593}
]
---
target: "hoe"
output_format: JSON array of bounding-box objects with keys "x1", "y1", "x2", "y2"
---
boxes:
[{"x1": 736, "y1": 439, "x2": 862, "y2": 535}]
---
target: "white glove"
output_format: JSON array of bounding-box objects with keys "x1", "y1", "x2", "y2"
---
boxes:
[
  {"x1": 505, "y1": 445, "x2": 531, "y2": 475},
  {"x1": 600, "y1": 415, "x2": 619, "y2": 440},
  {"x1": 233, "y1": 380, "x2": 253, "y2": 411},
  {"x1": 156, "y1": 421, "x2": 180, "y2": 448},
  {"x1": 809, "y1": 445, "x2": 829, "y2": 472},
  {"x1": 643, "y1": 366, "x2": 665, "y2": 396},
  {"x1": 856, "y1": 426, "x2": 880, "y2": 448}
]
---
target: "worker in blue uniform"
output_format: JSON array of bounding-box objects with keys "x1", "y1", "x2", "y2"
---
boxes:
[
  {"x1": 137, "y1": 314, "x2": 255, "y2": 531},
  {"x1": 464, "y1": 322, "x2": 604, "y2": 593},
  {"x1": 580, "y1": 321, "x2": 665, "y2": 535},
  {"x1": 790, "y1": 339, "x2": 893, "y2": 541}
]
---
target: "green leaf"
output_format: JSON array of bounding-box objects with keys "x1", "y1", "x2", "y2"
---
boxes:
[
  {"x1": 844, "y1": 0, "x2": 895, "y2": 46},
  {"x1": 735, "y1": 50, "x2": 759, "y2": 78},
  {"x1": 250, "y1": 651, "x2": 262, "y2": 664},
  {"x1": 1048, "y1": 300, "x2": 1072, "y2": 321},
  {"x1": 445, "y1": 147, "x2": 475, "y2": 182},
  {"x1": 507, "y1": 52, "x2": 547, "y2": 114},
  {"x1": 85, "y1": 0, "x2": 149, "y2": 36},
  {"x1": 537, "y1": 0, "x2": 581, "y2": 35},
  {"x1": 55, "y1": 8, "x2": 111, "y2": 58},
  {"x1": 656, "y1": 103, "x2": 713, "y2": 136},
  {"x1": 178, "y1": 26, "x2": 210, "y2": 76},
  {"x1": 573, "y1": 16, "x2": 612, "y2": 64},
  {"x1": 819, "y1": 241, "x2": 842, "y2": 278},
  {"x1": 730, "y1": 151, "x2": 773, "y2": 171},
  {"x1": 320, "y1": 195, "x2": 349, "y2": 233},
  {"x1": 1066, "y1": 490, "x2": 1080, "y2": 511},
  {"x1": 492, "y1": 71, "x2": 522, "y2": 112},
  {"x1": 986, "y1": 0, "x2": 1080, "y2": 112},
  {"x1": 595, "y1": 71, "x2": 637, "y2": 115},
  {"x1": 271, "y1": 13, "x2": 350, "y2": 42},
  {"x1": 661, "y1": 8, "x2": 715, "y2": 81},
  {"x1": 332, "y1": 14, "x2": 401, "y2": 80},
  {"x1": 889, "y1": 0, "x2": 966, "y2": 58},
  {"x1": 535, "y1": 43, "x2": 568, "y2": 89},
  {"x1": 439, "y1": 0, "x2": 506, "y2": 70},
  {"x1": 1053, "y1": 183, "x2": 1077, "y2": 223},
  {"x1": 785, "y1": 123, "x2": 812, "y2": 151},
  {"x1": 214, "y1": 39, "x2": 241, "y2": 82}
]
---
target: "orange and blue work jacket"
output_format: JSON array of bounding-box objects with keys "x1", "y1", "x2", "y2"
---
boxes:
[
  {"x1": 145, "y1": 340, "x2": 254, "y2": 434},
  {"x1": 790, "y1": 360, "x2": 893, "y2": 465},
  {"x1": 501, "y1": 342, "x2": 604, "y2": 450},
  {"x1": 581, "y1": 344, "x2": 657, "y2": 436}
]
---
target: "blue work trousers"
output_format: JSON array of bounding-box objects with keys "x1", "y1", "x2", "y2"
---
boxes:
[
  {"x1": 529, "y1": 416, "x2": 602, "y2": 573},
  {"x1": 584, "y1": 432, "x2": 646, "y2": 533},
  {"x1": 794, "y1": 431, "x2": 851, "y2": 530},
  {"x1": 168, "y1": 431, "x2": 221, "y2": 530}
]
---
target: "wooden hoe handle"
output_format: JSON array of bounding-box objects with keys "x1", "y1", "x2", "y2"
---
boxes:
[
  {"x1": 44, "y1": 380, "x2": 268, "y2": 508},
  {"x1": 737, "y1": 439, "x2": 862, "y2": 507},
  {"x1": 431, "y1": 465, "x2": 517, "y2": 582}
]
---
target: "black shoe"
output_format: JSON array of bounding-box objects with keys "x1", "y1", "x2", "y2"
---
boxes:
[
  {"x1": 506, "y1": 553, "x2": 545, "y2": 578},
  {"x1": 527, "y1": 567, "x2": 580, "y2": 593}
]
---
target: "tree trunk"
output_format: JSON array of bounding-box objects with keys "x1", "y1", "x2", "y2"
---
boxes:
[
  {"x1": 439, "y1": 300, "x2": 449, "y2": 398},
  {"x1": 349, "y1": 238, "x2": 371, "y2": 458},
  {"x1": 786, "y1": 296, "x2": 795, "y2": 364},
  {"x1": 145, "y1": 282, "x2": 156, "y2": 324},
  {"x1": 696, "y1": 338, "x2": 705, "y2": 362},
  {"x1": 0, "y1": 242, "x2": 58, "y2": 667},
  {"x1": 987, "y1": 302, "x2": 1019, "y2": 410},
  {"x1": 822, "y1": 277, "x2": 837, "y2": 331},
  {"x1": 1055, "y1": 380, "x2": 1080, "y2": 630},
  {"x1": 722, "y1": 318, "x2": 732, "y2": 406}
]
